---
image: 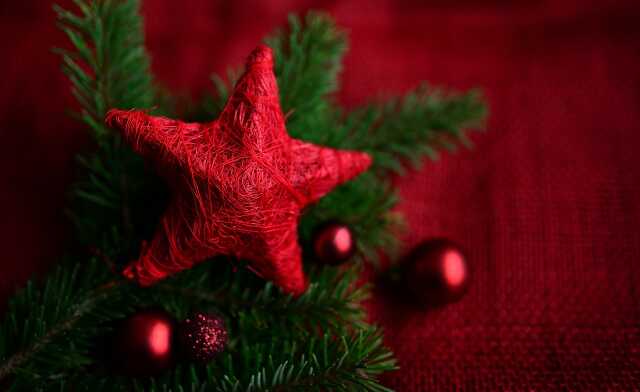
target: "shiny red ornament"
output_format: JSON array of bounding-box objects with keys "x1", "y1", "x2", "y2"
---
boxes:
[
  {"x1": 177, "y1": 312, "x2": 227, "y2": 362},
  {"x1": 105, "y1": 45, "x2": 371, "y2": 296},
  {"x1": 312, "y1": 222, "x2": 356, "y2": 265},
  {"x1": 110, "y1": 310, "x2": 175, "y2": 376},
  {"x1": 403, "y1": 239, "x2": 470, "y2": 306}
]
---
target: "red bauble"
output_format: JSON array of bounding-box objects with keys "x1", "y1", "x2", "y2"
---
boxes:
[
  {"x1": 177, "y1": 312, "x2": 228, "y2": 362},
  {"x1": 110, "y1": 310, "x2": 175, "y2": 376},
  {"x1": 312, "y1": 222, "x2": 356, "y2": 265},
  {"x1": 402, "y1": 239, "x2": 470, "y2": 306},
  {"x1": 105, "y1": 45, "x2": 371, "y2": 296}
]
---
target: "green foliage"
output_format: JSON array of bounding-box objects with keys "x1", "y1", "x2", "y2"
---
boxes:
[
  {"x1": 54, "y1": 0, "x2": 154, "y2": 144},
  {"x1": 56, "y1": 0, "x2": 166, "y2": 258},
  {"x1": 214, "y1": 329, "x2": 396, "y2": 392},
  {"x1": 147, "y1": 260, "x2": 369, "y2": 336},
  {"x1": 0, "y1": 1, "x2": 486, "y2": 391},
  {"x1": 7, "y1": 262, "x2": 389, "y2": 391},
  {"x1": 46, "y1": 329, "x2": 395, "y2": 392},
  {"x1": 267, "y1": 12, "x2": 346, "y2": 135},
  {"x1": 345, "y1": 85, "x2": 486, "y2": 175},
  {"x1": 0, "y1": 258, "x2": 128, "y2": 389}
]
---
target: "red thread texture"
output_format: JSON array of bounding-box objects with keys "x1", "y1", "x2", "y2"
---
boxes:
[{"x1": 105, "y1": 45, "x2": 371, "y2": 296}]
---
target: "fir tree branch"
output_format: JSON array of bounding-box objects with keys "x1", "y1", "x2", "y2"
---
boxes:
[
  {"x1": 56, "y1": 0, "x2": 166, "y2": 255},
  {"x1": 0, "y1": 260, "x2": 127, "y2": 387},
  {"x1": 0, "y1": 285, "x2": 109, "y2": 381},
  {"x1": 54, "y1": 0, "x2": 154, "y2": 144},
  {"x1": 151, "y1": 262, "x2": 369, "y2": 335},
  {"x1": 38, "y1": 320, "x2": 395, "y2": 392},
  {"x1": 267, "y1": 12, "x2": 346, "y2": 134},
  {"x1": 215, "y1": 330, "x2": 397, "y2": 392},
  {"x1": 343, "y1": 84, "x2": 487, "y2": 175}
]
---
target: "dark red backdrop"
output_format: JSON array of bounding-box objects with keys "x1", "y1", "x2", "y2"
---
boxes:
[{"x1": 1, "y1": 0, "x2": 639, "y2": 390}]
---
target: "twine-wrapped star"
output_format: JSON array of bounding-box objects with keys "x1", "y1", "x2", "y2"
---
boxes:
[{"x1": 105, "y1": 45, "x2": 371, "y2": 295}]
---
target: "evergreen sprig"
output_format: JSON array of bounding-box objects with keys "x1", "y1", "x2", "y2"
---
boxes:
[
  {"x1": 267, "y1": 12, "x2": 346, "y2": 135},
  {"x1": 149, "y1": 262, "x2": 369, "y2": 336},
  {"x1": 47, "y1": 329, "x2": 395, "y2": 392},
  {"x1": 0, "y1": 1, "x2": 486, "y2": 390},
  {"x1": 54, "y1": 0, "x2": 154, "y2": 143},
  {"x1": 56, "y1": 0, "x2": 166, "y2": 257},
  {"x1": 0, "y1": 258, "x2": 126, "y2": 389},
  {"x1": 346, "y1": 84, "x2": 486, "y2": 175},
  {"x1": 214, "y1": 330, "x2": 396, "y2": 392}
]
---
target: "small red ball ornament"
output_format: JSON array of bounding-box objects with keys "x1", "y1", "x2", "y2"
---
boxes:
[
  {"x1": 402, "y1": 239, "x2": 470, "y2": 306},
  {"x1": 312, "y1": 222, "x2": 356, "y2": 265},
  {"x1": 110, "y1": 310, "x2": 175, "y2": 376},
  {"x1": 177, "y1": 312, "x2": 228, "y2": 362}
]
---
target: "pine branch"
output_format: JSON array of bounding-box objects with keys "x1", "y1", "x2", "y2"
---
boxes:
[
  {"x1": 0, "y1": 259, "x2": 127, "y2": 388},
  {"x1": 344, "y1": 84, "x2": 487, "y2": 175},
  {"x1": 54, "y1": 0, "x2": 154, "y2": 144},
  {"x1": 56, "y1": 0, "x2": 166, "y2": 255},
  {"x1": 0, "y1": 2, "x2": 157, "y2": 387},
  {"x1": 267, "y1": 12, "x2": 346, "y2": 134},
  {"x1": 32, "y1": 329, "x2": 396, "y2": 392},
  {"x1": 147, "y1": 261, "x2": 369, "y2": 336},
  {"x1": 215, "y1": 329, "x2": 396, "y2": 392},
  {"x1": 24, "y1": 262, "x2": 385, "y2": 391}
]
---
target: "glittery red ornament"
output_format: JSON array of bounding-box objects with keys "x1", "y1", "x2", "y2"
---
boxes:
[
  {"x1": 177, "y1": 312, "x2": 227, "y2": 362},
  {"x1": 110, "y1": 310, "x2": 175, "y2": 376},
  {"x1": 403, "y1": 239, "x2": 470, "y2": 306},
  {"x1": 312, "y1": 222, "x2": 356, "y2": 265},
  {"x1": 105, "y1": 45, "x2": 371, "y2": 296}
]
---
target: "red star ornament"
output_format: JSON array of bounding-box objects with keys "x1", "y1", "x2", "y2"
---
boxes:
[{"x1": 105, "y1": 45, "x2": 371, "y2": 296}]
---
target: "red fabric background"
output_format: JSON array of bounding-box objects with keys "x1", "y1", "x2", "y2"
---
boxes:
[{"x1": 1, "y1": 0, "x2": 639, "y2": 389}]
